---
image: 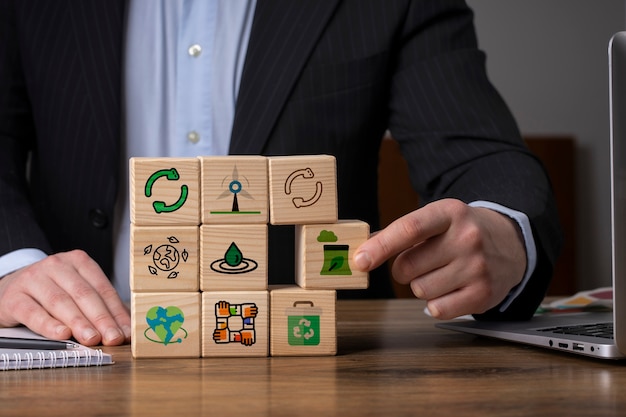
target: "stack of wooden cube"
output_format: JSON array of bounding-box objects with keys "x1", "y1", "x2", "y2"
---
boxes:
[{"x1": 129, "y1": 155, "x2": 368, "y2": 358}]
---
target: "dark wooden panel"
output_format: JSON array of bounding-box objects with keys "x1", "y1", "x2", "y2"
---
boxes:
[{"x1": 525, "y1": 136, "x2": 576, "y2": 296}]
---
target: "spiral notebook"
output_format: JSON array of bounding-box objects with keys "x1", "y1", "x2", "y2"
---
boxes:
[{"x1": 0, "y1": 327, "x2": 113, "y2": 371}]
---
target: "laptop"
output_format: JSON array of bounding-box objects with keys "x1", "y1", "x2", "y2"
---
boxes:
[{"x1": 436, "y1": 31, "x2": 626, "y2": 360}]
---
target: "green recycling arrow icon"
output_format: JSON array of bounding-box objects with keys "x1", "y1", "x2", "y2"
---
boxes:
[{"x1": 144, "y1": 168, "x2": 189, "y2": 213}]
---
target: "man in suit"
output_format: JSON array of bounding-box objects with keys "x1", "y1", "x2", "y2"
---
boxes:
[{"x1": 0, "y1": 0, "x2": 562, "y2": 346}]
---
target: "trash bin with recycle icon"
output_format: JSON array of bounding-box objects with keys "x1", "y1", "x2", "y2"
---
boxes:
[{"x1": 286, "y1": 301, "x2": 322, "y2": 346}]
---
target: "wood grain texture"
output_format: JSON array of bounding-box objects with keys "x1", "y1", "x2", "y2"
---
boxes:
[
  {"x1": 268, "y1": 155, "x2": 338, "y2": 225},
  {"x1": 199, "y1": 155, "x2": 269, "y2": 225},
  {"x1": 199, "y1": 224, "x2": 268, "y2": 291},
  {"x1": 295, "y1": 220, "x2": 369, "y2": 289},
  {"x1": 4, "y1": 299, "x2": 626, "y2": 416},
  {"x1": 131, "y1": 292, "x2": 201, "y2": 358},
  {"x1": 201, "y1": 291, "x2": 269, "y2": 357},
  {"x1": 130, "y1": 225, "x2": 199, "y2": 292},
  {"x1": 130, "y1": 157, "x2": 200, "y2": 226},
  {"x1": 270, "y1": 285, "x2": 336, "y2": 356}
]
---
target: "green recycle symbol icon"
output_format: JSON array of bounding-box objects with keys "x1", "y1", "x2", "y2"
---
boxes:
[
  {"x1": 288, "y1": 313, "x2": 320, "y2": 346},
  {"x1": 293, "y1": 318, "x2": 315, "y2": 340},
  {"x1": 144, "y1": 168, "x2": 189, "y2": 213}
]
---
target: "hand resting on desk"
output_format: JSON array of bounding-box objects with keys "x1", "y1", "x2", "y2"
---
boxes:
[{"x1": 0, "y1": 250, "x2": 131, "y2": 346}]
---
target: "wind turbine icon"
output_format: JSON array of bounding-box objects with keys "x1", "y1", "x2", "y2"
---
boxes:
[{"x1": 217, "y1": 165, "x2": 254, "y2": 212}]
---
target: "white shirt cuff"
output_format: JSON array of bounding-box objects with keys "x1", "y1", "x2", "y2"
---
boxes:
[
  {"x1": 468, "y1": 200, "x2": 537, "y2": 312},
  {"x1": 0, "y1": 249, "x2": 48, "y2": 278}
]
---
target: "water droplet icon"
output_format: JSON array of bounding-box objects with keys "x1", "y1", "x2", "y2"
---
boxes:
[{"x1": 224, "y1": 242, "x2": 243, "y2": 267}]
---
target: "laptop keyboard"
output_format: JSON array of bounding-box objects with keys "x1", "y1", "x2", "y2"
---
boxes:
[{"x1": 536, "y1": 322, "x2": 614, "y2": 339}]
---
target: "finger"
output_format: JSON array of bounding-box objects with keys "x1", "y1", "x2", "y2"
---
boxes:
[
  {"x1": 404, "y1": 257, "x2": 467, "y2": 301},
  {"x1": 21, "y1": 252, "x2": 119, "y2": 346},
  {"x1": 80, "y1": 281, "x2": 130, "y2": 344},
  {"x1": 95, "y1": 285, "x2": 131, "y2": 342},
  {"x1": 413, "y1": 256, "x2": 498, "y2": 320},
  {"x1": 50, "y1": 253, "x2": 127, "y2": 346},
  {"x1": 4, "y1": 292, "x2": 74, "y2": 341},
  {"x1": 403, "y1": 248, "x2": 496, "y2": 318},
  {"x1": 71, "y1": 253, "x2": 131, "y2": 341},
  {"x1": 390, "y1": 233, "x2": 452, "y2": 285},
  {"x1": 18, "y1": 279, "x2": 102, "y2": 345},
  {"x1": 423, "y1": 283, "x2": 492, "y2": 320},
  {"x1": 354, "y1": 202, "x2": 452, "y2": 271}
]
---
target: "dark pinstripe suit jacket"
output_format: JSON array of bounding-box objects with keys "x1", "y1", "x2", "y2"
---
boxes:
[{"x1": 0, "y1": 0, "x2": 562, "y2": 318}]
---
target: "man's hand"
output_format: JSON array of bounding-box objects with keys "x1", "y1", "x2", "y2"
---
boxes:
[
  {"x1": 354, "y1": 199, "x2": 526, "y2": 319},
  {"x1": 0, "y1": 250, "x2": 131, "y2": 346}
]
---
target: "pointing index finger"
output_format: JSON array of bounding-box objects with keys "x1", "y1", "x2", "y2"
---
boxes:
[{"x1": 353, "y1": 202, "x2": 452, "y2": 271}]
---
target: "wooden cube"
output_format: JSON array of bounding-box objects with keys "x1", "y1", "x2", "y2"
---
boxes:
[
  {"x1": 130, "y1": 224, "x2": 199, "y2": 292},
  {"x1": 200, "y1": 224, "x2": 267, "y2": 291},
  {"x1": 270, "y1": 286, "x2": 336, "y2": 356},
  {"x1": 131, "y1": 292, "x2": 201, "y2": 358},
  {"x1": 199, "y1": 155, "x2": 268, "y2": 224},
  {"x1": 201, "y1": 291, "x2": 269, "y2": 357},
  {"x1": 295, "y1": 220, "x2": 369, "y2": 289},
  {"x1": 130, "y1": 157, "x2": 200, "y2": 225},
  {"x1": 268, "y1": 155, "x2": 337, "y2": 225}
]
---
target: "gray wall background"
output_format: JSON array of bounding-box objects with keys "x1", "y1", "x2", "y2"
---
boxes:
[{"x1": 466, "y1": 0, "x2": 625, "y2": 290}]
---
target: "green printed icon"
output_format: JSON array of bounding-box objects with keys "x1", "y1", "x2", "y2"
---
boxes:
[
  {"x1": 144, "y1": 305, "x2": 188, "y2": 346},
  {"x1": 286, "y1": 301, "x2": 321, "y2": 346},
  {"x1": 144, "y1": 168, "x2": 189, "y2": 213},
  {"x1": 210, "y1": 242, "x2": 258, "y2": 274},
  {"x1": 317, "y1": 230, "x2": 352, "y2": 275}
]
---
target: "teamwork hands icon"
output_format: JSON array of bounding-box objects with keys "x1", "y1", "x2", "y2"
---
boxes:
[{"x1": 213, "y1": 301, "x2": 258, "y2": 346}]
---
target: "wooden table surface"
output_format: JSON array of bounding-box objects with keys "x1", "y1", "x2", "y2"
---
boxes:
[{"x1": 2, "y1": 299, "x2": 625, "y2": 417}]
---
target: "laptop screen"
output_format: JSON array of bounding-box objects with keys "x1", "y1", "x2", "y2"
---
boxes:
[{"x1": 609, "y1": 31, "x2": 626, "y2": 353}]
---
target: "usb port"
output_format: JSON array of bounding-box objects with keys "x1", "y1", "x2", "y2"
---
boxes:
[
  {"x1": 558, "y1": 343, "x2": 568, "y2": 348},
  {"x1": 573, "y1": 343, "x2": 584, "y2": 351}
]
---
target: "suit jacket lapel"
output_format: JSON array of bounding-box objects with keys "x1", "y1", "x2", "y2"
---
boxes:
[{"x1": 230, "y1": 0, "x2": 341, "y2": 154}]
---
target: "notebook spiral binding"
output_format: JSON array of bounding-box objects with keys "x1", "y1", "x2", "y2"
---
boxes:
[{"x1": 0, "y1": 348, "x2": 105, "y2": 371}]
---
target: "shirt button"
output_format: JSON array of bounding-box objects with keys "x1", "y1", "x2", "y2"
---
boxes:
[
  {"x1": 187, "y1": 131, "x2": 200, "y2": 144},
  {"x1": 188, "y1": 44, "x2": 202, "y2": 57}
]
